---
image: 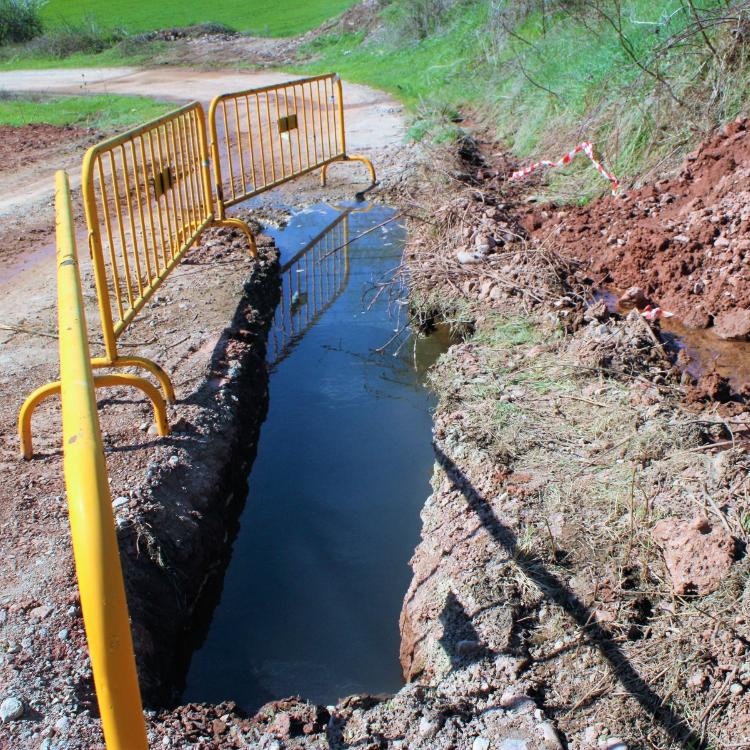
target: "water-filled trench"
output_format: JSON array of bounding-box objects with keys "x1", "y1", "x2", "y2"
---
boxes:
[{"x1": 184, "y1": 202, "x2": 446, "y2": 710}]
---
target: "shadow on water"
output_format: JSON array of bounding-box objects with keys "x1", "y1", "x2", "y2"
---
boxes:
[{"x1": 183, "y1": 201, "x2": 447, "y2": 712}]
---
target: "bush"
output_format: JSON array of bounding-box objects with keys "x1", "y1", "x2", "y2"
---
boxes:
[
  {"x1": 26, "y1": 15, "x2": 125, "y2": 57},
  {"x1": 0, "y1": 0, "x2": 44, "y2": 45},
  {"x1": 388, "y1": 0, "x2": 461, "y2": 41}
]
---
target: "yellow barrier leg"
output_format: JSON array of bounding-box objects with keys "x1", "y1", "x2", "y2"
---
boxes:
[
  {"x1": 19, "y1": 381, "x2": 63, "y2": 460},
  {"x1": 18, "y1": 372, "x2": 170, "y2": 460},
  {"x1": 320, "y1": 155, "x2": 377, "y2": 188},
  {"x1": 212, "y1": 218, "x2": 258, "y2": 259},
  {"x1": 92, "y1": 373, "x2": 170, "y2": 438},
  {"x1": 92, "y1": 356, "x2": 176, "y2": 404}
]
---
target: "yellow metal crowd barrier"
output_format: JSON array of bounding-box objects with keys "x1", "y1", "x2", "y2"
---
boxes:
[
  {"x1": 20, "y1": 75, "x2": 376, "y2": 459},
  {"x1": 209, "y1": 73, "x2": 376, "y2": 221},
  {"x1": 268, "y1": 208, "x2": 351, "y2": 368},
  {"x1": 50, "y1": 171, "x2": 148, "y2": 749},
  {"x1": 19, "y1": 102, "x2": 253, "y2": 458}
]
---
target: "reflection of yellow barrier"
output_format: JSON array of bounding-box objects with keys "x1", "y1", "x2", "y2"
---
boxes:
[
  {"x1": 269, "y1": 210, "x2": 350, "y2": 368},
  {"x1": 209, "y1": 73, "x2": 376, "y2": 220},
  {"x1": 19, "y1": 103, "x2": 252, "y2": 458},
  {"x1": 47, "y1": 171, "x2": 148, "y2": 749}
]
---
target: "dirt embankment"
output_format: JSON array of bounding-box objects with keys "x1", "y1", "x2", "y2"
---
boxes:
[
  {"x1": 525, "y1": 117, "x2": 750, "y2": 334},
  {"x1": 396, "y1": 133, "x2": 750, "y2": 749}
]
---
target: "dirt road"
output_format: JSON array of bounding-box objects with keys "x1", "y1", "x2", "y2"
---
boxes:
[{"x1": 0, "y1": 66, "x2": 408, "y2": 748}]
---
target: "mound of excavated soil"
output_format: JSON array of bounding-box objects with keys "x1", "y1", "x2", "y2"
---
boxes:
[{"x1": 525, "y1": 117, "x2": 750, "y2": 335}]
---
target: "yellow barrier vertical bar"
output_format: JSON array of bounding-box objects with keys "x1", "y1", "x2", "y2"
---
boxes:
[
  {"x1": 255, "y1": 94, "x2": 268, "y2": 187},
  {"x1": 283, "y1": 86, "x2": 295, "y2": 174},
  {"x1": 54, "y1": 170, "x2": 148, "y2": 750},
  {"x1": 153, "y1": 126, "x2": 176, "y2": 259},
  {"x1": 293, "y1": 85, "x2": 303, "y2": 171},
  {"x1": 274, "y1": 89, "x2": 286, "y2": 179},
  {"x1": 138, "y1": 136, "x2": 161, "y2": 277},
  {"x1": 196, "y1": 104, "x2": 216, "y2": 222},
  {"x1": 145, "y1": 130, "x2": 170, "y2": 268},
  {"x1": 322, "y1": 77, "x2": 333, "y2": 160},
  {"x1": 221, "y1": 101, "x2": 237, "y2": 203},
  {"x1": 335, "y1": 75, "x2": 346, "y2": 157},
  {"x1": 96, "y1": 156, "x2": 125, "y2": 328},
  {"x1": 185, "y1": 110, "x2": 205, "y2": 219},
  {"x1": 129, "y1": 140, "x2": 153, "y2": 285},
  {"x1": 96, "y1": 163, "x2": 126, "y2": 323},
  {"x1": 177, "y1": 115, "x2": 198, "y2": 233},
  {"x1": 166, "y1": 120, "x2": 189, "y2": 245},
  {"x1": 243, "y1": 95, "x2": 258, "y2": 192},
  {"x1": 119, "y1": 145, "x2": 145, "y2": 298},
  {"x1": 265, "y1": 93, "x2": 277, "y2": 183},
  {"x1": 184, "y1": 112, "x2": 205, "y2": 222},
  {"x1": 107, "y1": 152, "x2": 136, "y2": 308},
  {"x1": 299, "y1": 82, "x2": 311, "y2": 170},
  {"x1": 83, "y1": 152, "x2": 120, "y2": 362},
  {"x1": 233, "y1": 97, "x2": 248, "y2": 196}
]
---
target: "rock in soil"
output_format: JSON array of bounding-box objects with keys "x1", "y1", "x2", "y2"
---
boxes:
[{"x1": 652, "y1": 516, "x2": 737, "y2": 595}]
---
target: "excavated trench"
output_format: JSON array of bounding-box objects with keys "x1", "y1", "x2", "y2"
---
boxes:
[{"x1": 180, "y1": 201, "x2": 448, "y2": 711}]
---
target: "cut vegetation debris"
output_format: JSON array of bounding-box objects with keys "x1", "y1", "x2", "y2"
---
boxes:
[{"x1": 0, "y1": 92, "x2": 174, "y2": 129}]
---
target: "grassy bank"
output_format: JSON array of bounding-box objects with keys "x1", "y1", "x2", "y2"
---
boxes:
[
  {"x1": 41, "y1": 0, "x2": 355, "y2": 37},
  {"x1": 0, "y1": 93, "x2": 174, "y2": 129},
  {"x1": 301, "y1": 0, "x2": 750, "y2": 200}
]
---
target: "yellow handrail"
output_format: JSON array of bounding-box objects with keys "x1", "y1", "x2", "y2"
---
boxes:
[{"x1": 53, "y1": 170, "x2": 148, "y2": 749}]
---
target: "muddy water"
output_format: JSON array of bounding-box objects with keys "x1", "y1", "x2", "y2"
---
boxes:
[{"x1": 184, "y1": 203, "x2": 442, "y2": 711}]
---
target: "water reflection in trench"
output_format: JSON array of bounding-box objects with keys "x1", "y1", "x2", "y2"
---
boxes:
[{"x1": 184, "y1": 202, "x2": 444, "y2": 711}]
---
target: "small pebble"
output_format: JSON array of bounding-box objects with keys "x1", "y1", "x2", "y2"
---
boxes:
[
  {"x1": 419, "y1": 716, "x2": 437, "y2": 736},
  {"x1": 57, "y1": 629, "x2": 69, "y2": 642},
  {"x1": 729, "y1": 682, "x2": 744, "y2": 696},
  {"x1": 473, "y1": 739, "x2": 490, "y2": 750},
  {"x1": 0, "y1": 696, "x2": 24, "y2": 722},
  {"x1": 54, "y1": 715, "x2": 70, "y2": 732},
  {"x1": 167, "y1": 455, "x2": 180, "y2": 468},
  {"x1": 539, "y1": 721, "x2": 564, "y2": 750},
  {"x1": 112, "y1": 497, "x2": 129, "y2": 509}
]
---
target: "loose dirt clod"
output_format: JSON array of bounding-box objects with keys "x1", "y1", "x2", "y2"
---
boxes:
[{"x1": 652, "y1": 516, "x2": 737, "y2": 596}]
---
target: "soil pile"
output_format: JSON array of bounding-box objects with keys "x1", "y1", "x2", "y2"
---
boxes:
[{"x1": 525, "y1": 117, "x2": 750, "y2": 333}]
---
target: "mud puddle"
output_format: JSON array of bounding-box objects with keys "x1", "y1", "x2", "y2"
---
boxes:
[
  {"x1": 183, "y1": 202, "x2": 444, "y2": 711},
  {"x1": 595, "y1": 288, "x2": 750, "y2": 394}
]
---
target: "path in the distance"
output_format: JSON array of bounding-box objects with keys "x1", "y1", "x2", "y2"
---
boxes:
[{"x1": 0, "y1": 67, "x2": 404, "y2": 214}]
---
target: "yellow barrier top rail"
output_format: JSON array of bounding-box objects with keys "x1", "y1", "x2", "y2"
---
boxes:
[{"x1": 53, "y1": 170, "x2": 148, "y2": 749}]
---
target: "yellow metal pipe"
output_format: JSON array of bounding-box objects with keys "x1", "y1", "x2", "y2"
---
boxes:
[{"x1": 53, "y1": 170, "x2": 148, "y2": 749}]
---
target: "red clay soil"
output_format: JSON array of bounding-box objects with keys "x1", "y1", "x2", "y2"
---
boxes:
[
  {"x1": 524, "y1": 117, "x2": 750, "y2": 334},
  {"x1": 0, "y1": 124, "x2": 90, "y2": 174}
]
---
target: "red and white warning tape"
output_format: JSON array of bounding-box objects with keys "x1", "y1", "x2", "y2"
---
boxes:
[{"x1": 510, "y1": 141, "x2": 620, "y2": 194}]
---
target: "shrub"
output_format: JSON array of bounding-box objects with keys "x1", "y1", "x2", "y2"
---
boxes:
[
  {"x1": 388, "y1": 0, "x2": 461, "y2": 41},
  {"x1": 0, "y1": 0, "x2": 44, "y2": 45},
  {"x1": 26, "y1": 14, "x2": 125, "y2": 57}
]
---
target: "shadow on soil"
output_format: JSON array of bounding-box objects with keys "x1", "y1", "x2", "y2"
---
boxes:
[{"x1": 434, "y1": 443, "x2": 703, "y2": 749}]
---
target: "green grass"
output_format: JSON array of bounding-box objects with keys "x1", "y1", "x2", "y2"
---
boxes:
[
  {"x1": 300, "y1": 0, "x2": 748, "y2": 201},
  {"x1": 41, "y1": 0, "x2": 356, "y2": 37},
  {"x1": 0, "y1": 93, "x2": 175, "y2": 129},
  {"x1": 0, "y1": 44, "x2": 159, "y2": 70}
]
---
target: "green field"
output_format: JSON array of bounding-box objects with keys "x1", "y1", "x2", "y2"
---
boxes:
[
  {"x1": 0, "y1": 94, "x2": 174, "y2": 129},
  {"x1": 41, "y1": 0, "x2": 355, "y2": 37}
]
